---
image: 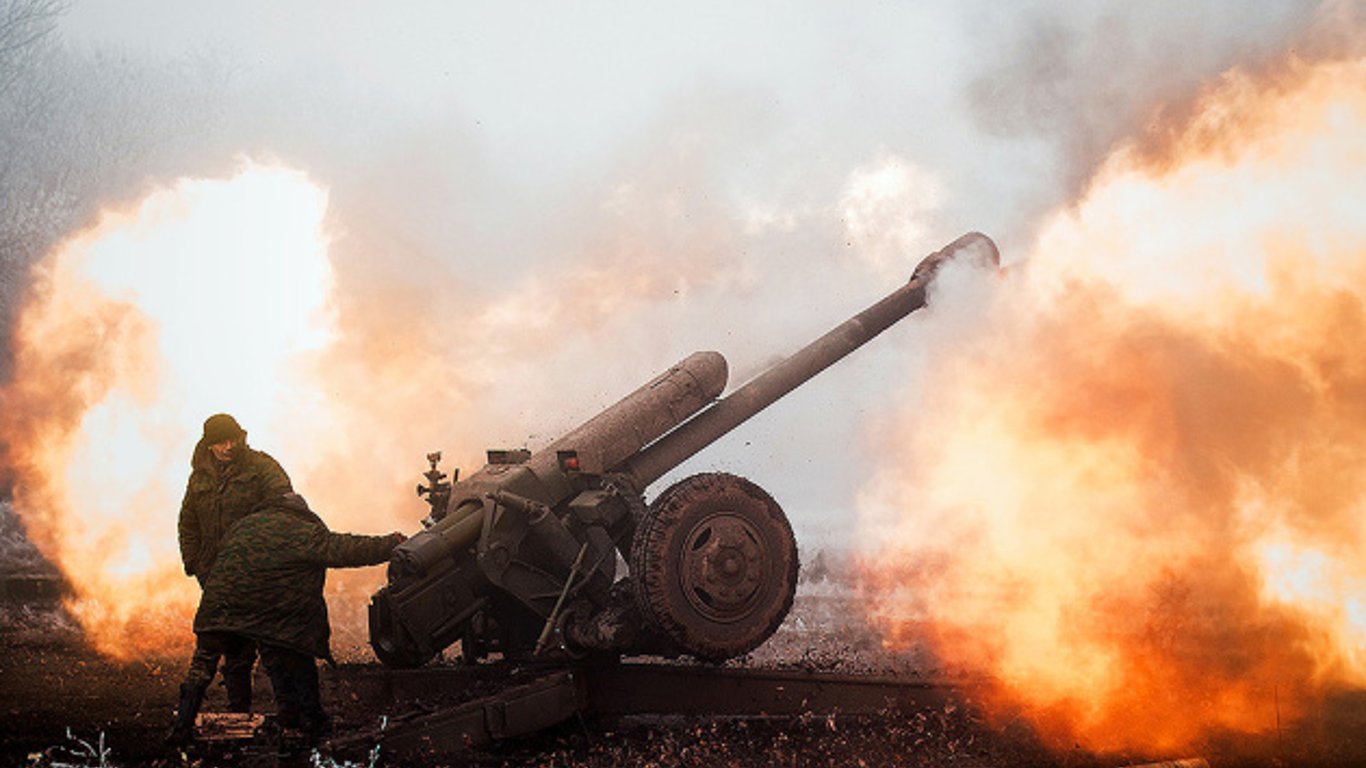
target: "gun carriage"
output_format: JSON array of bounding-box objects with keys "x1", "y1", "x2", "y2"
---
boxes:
[{"x1": 369, "y1": 233, "x2": 999, "y2": 667}]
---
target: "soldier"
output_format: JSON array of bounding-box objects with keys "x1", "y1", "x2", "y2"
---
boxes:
[
  {"x1": 171, "y1": 492, "x2": 404, "y2": 743},
  {"x1": 174, "y1": 414, "x2": 292, "y2": 719}
]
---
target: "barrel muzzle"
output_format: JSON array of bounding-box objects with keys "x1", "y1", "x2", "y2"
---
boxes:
[{"x1": 910, "y1": 231, "x2": 1000, "y2": 286}]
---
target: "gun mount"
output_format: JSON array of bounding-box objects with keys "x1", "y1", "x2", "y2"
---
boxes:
[{"x1": 369, "y1": 232, "x2": 1000, "y2": 667}]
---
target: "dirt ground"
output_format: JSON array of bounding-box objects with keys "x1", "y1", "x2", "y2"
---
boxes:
[
  {"x1": 0, "y1": 587, "x2": 1041, "y2": 768},
  {"x1": 2, "y1": 576, "x2": 1364, "y2": 767}
]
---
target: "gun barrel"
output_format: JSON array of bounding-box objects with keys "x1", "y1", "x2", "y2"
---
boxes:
[
  {"x1": 620, "y1": 232, "x2": 998, "y2": 488},
  {"x1": 532, "y1": 349, "x2": 729, "y2": 477},
  {"x1": 372, "y1": 231, "x2": 999, "y2": 667}
]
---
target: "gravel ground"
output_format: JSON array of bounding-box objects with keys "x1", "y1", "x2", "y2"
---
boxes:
[
  {"x1": 2, "y1": 555, "x2": 1362, "y2": 767},
  {"x1": 0, "y1": 580, "x2": 1045, "y2": 768}
]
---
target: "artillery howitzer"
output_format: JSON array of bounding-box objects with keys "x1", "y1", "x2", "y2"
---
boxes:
[{"x1": 369, "y1": 233, "x2": 999, "y2": 667}]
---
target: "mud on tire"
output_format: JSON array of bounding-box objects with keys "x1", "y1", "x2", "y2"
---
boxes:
[{"x1": 630, "y1": 472, "x2": 798, "y2": 661}]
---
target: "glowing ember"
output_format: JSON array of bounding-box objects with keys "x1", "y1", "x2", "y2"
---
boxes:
[
  {"x1": 859, "y1": 55, "x2": 1366, "y2": 753},
  {"x1": 0, "y1": 163, "x2": 334, "y2": 659}
]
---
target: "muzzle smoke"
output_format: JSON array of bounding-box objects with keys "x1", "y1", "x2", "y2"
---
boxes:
[{"x1": 858, "y1": 55, "x2": 1366, "y2": 753}]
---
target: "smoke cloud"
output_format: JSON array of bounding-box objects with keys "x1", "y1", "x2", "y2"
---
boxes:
[
  {"x1": 0, "y1": 0, "x2": 1346, "y2": 675},
  {"x1": 859, "y1": 53, "x2": 1366, "y2": 752}
]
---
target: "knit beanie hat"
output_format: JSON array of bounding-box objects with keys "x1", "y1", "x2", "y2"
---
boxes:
[{"x1": 202, "y1": 413, "x2": 246, "y2": 444}]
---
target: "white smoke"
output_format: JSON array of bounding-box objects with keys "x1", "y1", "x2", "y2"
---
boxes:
[{"x1": 37, "y1": 0, "x2": 1327, "y2": 556}]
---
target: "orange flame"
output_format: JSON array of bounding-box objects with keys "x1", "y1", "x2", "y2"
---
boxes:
[
  {"x1": 859, "y1": 55, "x2": 1366, "y2": 753},
  {"x1": 0, "y1": 148, "x2": 753, "y2": 662},
  {"x1": 0, "y1": 163, "x2": 337, "y2": 659}
]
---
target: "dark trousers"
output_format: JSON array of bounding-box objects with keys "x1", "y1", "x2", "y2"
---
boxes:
[
  {"x1": 183, "y1": 631, "x2": 257, "y2": 711},
  {"x1": 258, "y1": 643, "x2": 329, "y2": 734},
  {"x1": 192, "y1": 576, "x2": 256, "y2": 709}
]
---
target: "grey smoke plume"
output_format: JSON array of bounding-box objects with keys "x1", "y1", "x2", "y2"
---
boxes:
[{"x1": 3, "y1": 0, "x2": 1325, "y2": 557}]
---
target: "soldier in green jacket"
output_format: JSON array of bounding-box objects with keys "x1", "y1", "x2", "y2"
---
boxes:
[
  {"x1": 167, "y1": 491, "x2": 404, "y2": 744},
  {"x1": 175, "y1": 413, "x2": 292, "y2": 716}
]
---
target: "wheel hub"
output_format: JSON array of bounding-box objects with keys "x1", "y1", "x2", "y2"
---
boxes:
[{"x1": 679, "y1": 512, "x2": 766, "y2": 622}]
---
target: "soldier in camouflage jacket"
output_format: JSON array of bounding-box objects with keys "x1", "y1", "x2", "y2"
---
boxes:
[
  {"x1": 190, "y1": 492, "x2": 403, "y2": 738},
  {"x1": 174, "y1": 414, "x2": 291, "y2": 720},
  {"x1": 178, "y1": 414, "x2": 292, "y2": 582}
]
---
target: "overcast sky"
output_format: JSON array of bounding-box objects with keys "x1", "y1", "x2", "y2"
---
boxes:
[
  {"x1": 59, "y1": 2, "x2": 1312, "y2": 223},
  {"x1": 52, "y1": 0, "x2": 1323, "y2": 548}
]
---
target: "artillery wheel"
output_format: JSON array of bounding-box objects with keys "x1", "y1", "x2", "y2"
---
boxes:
[{"x1": 631, "y1": 472, "x2": 798, "y2": 661}]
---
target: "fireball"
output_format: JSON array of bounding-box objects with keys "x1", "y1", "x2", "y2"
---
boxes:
[
  {"x1": 860, "y1": 56, "x2": 1366, "y2": 752},
  {"x1": 0, "y1": 163, "x2": 334, "y2": 658}
]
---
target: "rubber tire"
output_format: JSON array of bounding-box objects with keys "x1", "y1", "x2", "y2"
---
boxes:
[{"x1": 631, "y1": 472, "x2": 798, "y2": 661}]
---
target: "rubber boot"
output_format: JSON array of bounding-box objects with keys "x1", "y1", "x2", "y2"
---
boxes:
[{"x1": 164, "y1": 683, "x2": 206, "y2": 747}]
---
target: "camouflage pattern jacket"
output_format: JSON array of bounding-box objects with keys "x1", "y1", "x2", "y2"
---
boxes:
[
  {"x1": 193, "y1": 493, "x2": 399, "y2": 659},
  {"x1": 177, "y1": 439, "x2": 292, "y2": 580}
]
